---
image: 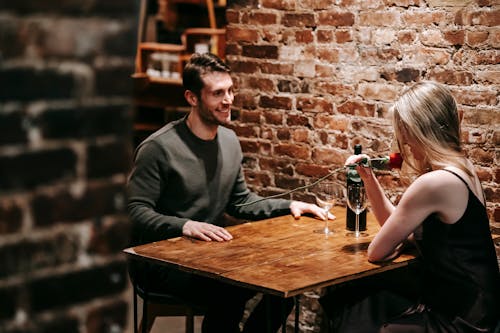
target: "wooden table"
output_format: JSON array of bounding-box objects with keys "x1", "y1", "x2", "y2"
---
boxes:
[{"x1": 124, "y1": 206, "x2": 417, "y2": 331}]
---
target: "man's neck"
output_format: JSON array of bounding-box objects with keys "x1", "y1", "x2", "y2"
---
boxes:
[{"x1": 186, "y1": 112, "x2": 218, "y2": 140}]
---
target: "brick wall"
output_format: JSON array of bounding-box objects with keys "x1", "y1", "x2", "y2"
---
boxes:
[
  {"x1": 226, "y1": 0, "x2": 499, "y2": 331},
  {"x1": 1, "y1": 1, "x2": 498, "y2": 332},
  {"x1": 0, "y1": 1, "x2": 137, "y2": 333}
]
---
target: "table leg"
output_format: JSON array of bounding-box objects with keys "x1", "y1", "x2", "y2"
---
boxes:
[
  {"x1": 294, "y1": 295, "x2": 300, "y2": 333},
  {"x1": 282, "y1": 298, "x2": 287, "y2": 332},
  {"x1": 266, "y1": 296, "x2": 272, "y2": 333}
]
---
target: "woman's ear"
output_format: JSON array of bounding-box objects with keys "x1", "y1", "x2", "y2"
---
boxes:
[{"x1": 185, "y1": 90, "x2": 198, "y2": 106}]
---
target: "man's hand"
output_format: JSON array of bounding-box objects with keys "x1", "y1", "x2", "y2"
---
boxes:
[
  {"x1": 183, "y1": 220, "x2": 233, "y2": 242},
  {"x1": 289, "y1": 201, "x2": 334, "y2": 220}
]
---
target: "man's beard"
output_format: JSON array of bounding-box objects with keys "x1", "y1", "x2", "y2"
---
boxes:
[{"x1": 199, "y1": 105, "x2": 230, "y2": 127}]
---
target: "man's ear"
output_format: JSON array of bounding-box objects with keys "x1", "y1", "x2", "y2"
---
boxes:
[{"x1": 185, "y1": 90, "x2": 198, "y2": 106}]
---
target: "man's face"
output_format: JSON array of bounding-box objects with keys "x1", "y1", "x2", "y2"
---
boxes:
[{"x1": 196, "y1": 71, "x2": 234, "y2": 126}]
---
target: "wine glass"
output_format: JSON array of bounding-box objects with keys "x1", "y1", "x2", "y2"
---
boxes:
[
  {"x1": 313, "y1": 181, "x2": 342, "y2": 235},
  {"x1": 346, "y1": 184, "x2": 368, "y2": 237}
]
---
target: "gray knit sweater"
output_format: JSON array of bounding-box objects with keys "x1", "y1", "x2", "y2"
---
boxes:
[{"x1": 127, "y1": 117, "x2": 291, "y2": 245}]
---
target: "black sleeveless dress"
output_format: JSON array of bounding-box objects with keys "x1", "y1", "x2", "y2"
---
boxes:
[
  {"x1": 320, "y1": 170, "x2": 500, "y2": 332},
  {"x1": 412, "y1": 169, "x2": 499, "y2": 331}
]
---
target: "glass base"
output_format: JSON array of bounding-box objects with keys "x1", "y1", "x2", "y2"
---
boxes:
[
  {"x1": 314, "y1": 228, "x2": 334, "y2": 235},
  {"x1": 346, "y1": 231, "x2": 368, "y2": 237}
]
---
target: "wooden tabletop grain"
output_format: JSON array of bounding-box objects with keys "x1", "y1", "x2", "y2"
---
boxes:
[{"x1": 124, "y1": 206, "x2": 417, "y2": 298}]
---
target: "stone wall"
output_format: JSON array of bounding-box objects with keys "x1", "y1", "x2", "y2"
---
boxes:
[
  {"x1": 226, "y1": 0, "x2": 499, "y2": 331},
  {"x1": 0, "y1": 1, "x2": 137, "y2": 332}
]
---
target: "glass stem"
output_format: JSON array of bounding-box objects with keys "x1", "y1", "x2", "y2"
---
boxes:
[
  {"x1": 355, "y1": 213, "x2": 360, "y2": 237},
  {"x1": 324, "y1": 208, "x2": 329, "y2": 233}
]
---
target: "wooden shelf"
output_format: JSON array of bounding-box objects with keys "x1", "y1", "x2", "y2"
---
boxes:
[
  {"x1": 133, "y1": 74, "x2": 187, "y2": 109},
  {"x1": 132, "y1": 0, "x2": 227, "y2": 146}
]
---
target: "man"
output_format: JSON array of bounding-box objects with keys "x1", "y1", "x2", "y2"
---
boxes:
[{"x1": 127, "y1": 53, "x2": 326, "y2": 333}]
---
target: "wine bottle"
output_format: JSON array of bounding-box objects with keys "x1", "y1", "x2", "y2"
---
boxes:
[{"x1": 346, "y1": 144, "x2": 367, "y2": 231}]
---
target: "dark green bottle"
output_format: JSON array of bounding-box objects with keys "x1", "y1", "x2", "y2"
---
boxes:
[{"x1": 346, "y1": 144, "x2": 367, "y2": 231}]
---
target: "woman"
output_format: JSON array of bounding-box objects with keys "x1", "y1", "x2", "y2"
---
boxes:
[{"x1": 321, "y1": 82, "x2": 499, "y2": 332}]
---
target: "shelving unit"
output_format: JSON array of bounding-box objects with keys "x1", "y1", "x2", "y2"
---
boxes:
[{"x1": 132, "y1": 0, "x2": 227, "y2": 146}]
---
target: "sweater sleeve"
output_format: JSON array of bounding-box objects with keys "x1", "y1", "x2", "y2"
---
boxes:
[{"x1": 127, "y1": 141, "x2": 188, "y2": 244}]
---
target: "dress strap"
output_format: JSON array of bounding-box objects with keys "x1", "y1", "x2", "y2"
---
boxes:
[
  {"x1": 442, "y1": 169, "x2": 468, "y2": 187},
  {"x1": 442, "y1": 169, "x2": 486, "y2": 205}
]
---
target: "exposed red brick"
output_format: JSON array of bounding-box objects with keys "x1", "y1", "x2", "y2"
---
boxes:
[
  {"x1": 359, "y1": 11, "x2": 399, "y2": 26},
  {"x1": 398, "y1": 30, "x2": 417, "y2": 44},
  {"x1": 454, "y1": 89, "x2": 497, "y2": 106},
  {"x1": 234, "y1": 92, "x2": 258, "y2": 109},
  {"x1": 246, "y1": 77, "x2": 275, "y2": 92},
  {"x1": 444, "y1": 29, "x2": 465, "y2": 45},
  {"x1": 260, "y1": 62, "x2": 294, "y2": 75},
  {"x1": 385, "y1": 0, "x2": 423, "y2": 6},
  {"x1": 317, "y1": 46, "x2": 340, "y2": 62},
  {"x1": 428, "y1": 69, "x2": 474, "y2": 85},
  {"x1": 277, "y1": 128, "x2": 290, "y2": 140},
  {"x1": 286, "y1": 114, "x2": 310, "y2": 127},
  {"x1": 466, "y1": 30, "x2": 489, "y2": 46},
  {"x1": 494, "y1": 206, "x2": 500, "y2": 223},
  {"x1": 274, "y1": 143, "x2": 310, "y2": 159},
  {"x1": 240, "y1": 139, "x2": 272, "y2": 155},
  {"x1": 259, "y1": 157, "x2": 294, "y2": 176},
  {"x1": 225, "y1": 43, "x2": 241, "y2": 56},
  {"x1": 232, "y1": 124, "x2": 259, "y2": 138},
  {"x1": 259, "y1": 95, "x2": 293, "y2": 110},
  {"x1": 358, "y1": 83, "x2": 399, "y2": 102},
  {"x1": 317, "y1": 29, "x2": 334, "y2": 43},
  {"x1": 315, "y1": 82, "x2": 355, "y2": 98},
  {"x1": 318, "y1": 11, "x2": 355, "y2": 26},
  {"x1": 261, "y1": 0, "x2": 296, "y2": 10},
  {"x1": 0, "y1": 200, "x2": 23, "y2": 234},
  {"x1": 335, "y1": 30, "x2": 353, "y2": 43},
  {"x1": 226, "y1": 9, "x2": 240, "y2": 24},
  {"x1": 313, "y1": 115, "x2": 349, "y2": 132},
  {"x1": 295, "y1": 163, "x2": 331, "y2": 177},
  {"x1": 292, "y1": 128, "x2": 310, "y2": 142},
  {"x1": 315, "y1": 64, "x2": 337, "y2": 78},
  {"x1": 275, "y1": 174, "x2": 306, "y2": 190},
  {"x1": 312, "y1": 147, "x2": 345, "y2": 165},
  {"x1": 226, "y1": 27, "x2": 259, "y2": 43},
  {"x1": 240, "y1": 110, "x2": 262, "y2": 124},
  {"x1": 338, "y1": 100, "x2": 377, "y2": 117},
  {"x1": 468, "y1": 147, "x2": 494, "y2": 164},
  {"x1": 295, "y1": 30, "x2": 314, "y2": 43},
  {"x1": 300, "y1": 0, "x2": 334, "y2": 10},
  {"x1": 471, "y1": 10, "x2": 500, "y2": 26},
  {"x1": 228, "y1": 60, "x2": 259, "y2": 74},
  {"x1": 263, "y1": 111, "x2": 284, "y2": 125},
  {"x1": 242, "y1": 12, "x2": 278, "y2": 25},
  {"x1": 242, "y1": 45, "x2": 279, "y2": 59},
  {"x1": 244, "y1": 170, "x2": 273, "y2": 187},
  {"x1": 474, "y1": 166, "x2": 492, "y2": 182},
  {"x1": 402, "y1": 11, "x2": 447, "y2": 26},
  {"x1": 297, "y1": 97, "x2": 334, "y2": 113},
  {"x1": 282, "y1": 13, "x2": 315, "y2": 27},
  {"x1": 462, "y1": 128, "x2": 487, "y2": 144}
]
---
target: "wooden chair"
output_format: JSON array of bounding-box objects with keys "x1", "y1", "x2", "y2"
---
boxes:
[
  {"x1": 132, "y1": 282, "x2": 204, "y2": 333},
  {"x1": 129, "y1": 260, "x2": 205, "y2": 333}
]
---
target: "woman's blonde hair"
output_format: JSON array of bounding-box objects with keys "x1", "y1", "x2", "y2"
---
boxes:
[{"x1": 391, "y1": 81, "x2": 470, "y2": 176}]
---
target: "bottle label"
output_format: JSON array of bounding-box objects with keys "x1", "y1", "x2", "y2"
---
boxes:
[{"x1": 347, "y1": 168, "x2": 362, "y2": 183}]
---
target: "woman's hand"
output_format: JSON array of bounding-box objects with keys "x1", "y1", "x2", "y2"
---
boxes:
[{"x1": 345, "y1": 153, "x2": 374, "y2": 180}]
